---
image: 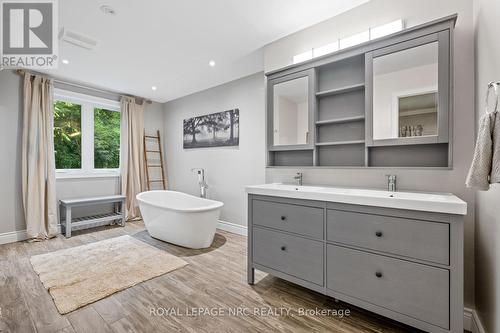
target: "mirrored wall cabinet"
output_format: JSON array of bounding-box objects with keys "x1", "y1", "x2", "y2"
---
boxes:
[
  {"x1": 268, "y1": 69, "x2": 316, "y2": 151},
  {"x1": 266, "y1": 15, "x2": 456, "y2": 168}
]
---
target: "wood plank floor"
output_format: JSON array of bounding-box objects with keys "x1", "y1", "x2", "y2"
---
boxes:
[{"x1": 0, "y1": 221, "x2": 421, "y2": 333}]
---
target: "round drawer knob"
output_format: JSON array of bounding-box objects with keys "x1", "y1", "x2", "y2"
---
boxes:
[
  {"x1": 281, "y1": 246, "x2": 286, "y2": 251},
  {"x1": 375, "y1": 271, "x2": 383, "y2": 278},
  {"x1": 375, "y1": 231, "x2": 383, "y2": 237},
  {"x1": 281, "y1": 216, "x2": 287, "y2": 221}
]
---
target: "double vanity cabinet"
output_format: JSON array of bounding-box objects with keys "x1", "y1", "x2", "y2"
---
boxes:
[{"x1": 246, "y1": 184, "x2": 467, "y2": 333}]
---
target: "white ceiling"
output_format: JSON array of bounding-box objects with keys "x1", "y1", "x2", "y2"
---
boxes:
[{"x1": 44, "y1": 0, "x2": 369, "y2": 103}]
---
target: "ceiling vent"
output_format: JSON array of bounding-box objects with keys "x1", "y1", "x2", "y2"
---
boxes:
[{"x1": 59, "y1": 28, "x2": 98, "y2": 50}]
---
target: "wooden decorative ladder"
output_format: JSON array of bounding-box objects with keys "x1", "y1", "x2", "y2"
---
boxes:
[{"x1": 143, "y1": 130, "x2": 167, "y2": 190}]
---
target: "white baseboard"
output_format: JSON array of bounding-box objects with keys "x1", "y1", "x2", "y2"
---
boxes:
[
  {"x1": 464, "y1": 308, "x2": 473, "y2": 331},
  {"x1": 0, "y1": 230, "x2": 28, "y2": 245},
  {"x1": 217, "y1": 220, "x2": 247, "y2": 236},
  {"x1": 472, "y1": 310, "x2": 487, "y2": 333},
  {"x1": 464, "y1": 307, "x2": 486, "y2": 333},
  {"x1": 0, "y1": 225, "x2": 63, "y2": 245},
  {"x1": 0, "y1": 221, "x2": 247, "y2": 244},
  {"x1": 0, "y1": 222, "x2": 245, "y2": 246}
]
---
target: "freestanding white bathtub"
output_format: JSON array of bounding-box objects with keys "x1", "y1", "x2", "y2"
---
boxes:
[{"x1": 136, "y1": 190, "x2": 224, "y2": 249}]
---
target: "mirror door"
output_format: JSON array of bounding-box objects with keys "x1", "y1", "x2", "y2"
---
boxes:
[
  {"x1": 273, "y1": 76, "x2": 309, "y2": 145},
  {"x1": 268, "y1": 69, "x2": 315, "y2": 150},
  {"x1": 366, "y1": 32, "x2": 450, "y2": 146}
]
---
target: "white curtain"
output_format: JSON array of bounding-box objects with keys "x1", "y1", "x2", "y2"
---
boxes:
[
  {"x1": 21, "y1": 73, "x2": 58, "y2": 239},
  {"x1": 120, "y1": 96, "x2": 145, "y2": 220}
]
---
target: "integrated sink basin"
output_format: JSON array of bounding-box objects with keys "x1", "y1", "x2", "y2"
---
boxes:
[{"x1": 246, "y1": 183, "x2": 467, "y2": 215}]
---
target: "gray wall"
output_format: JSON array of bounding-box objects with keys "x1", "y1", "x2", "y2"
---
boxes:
[
  {"x1": 0, "y1": 69, "x2": 165, "y2": 233},
  {"x1": 473, "y1": 0, "x2": 500, "y2": 331},
  {"x1": 163, "y1": 73, "x2": 266, "y2": 227},
  {"x1": 263, "y1": 0, "x2": 476, "y2": 308}
]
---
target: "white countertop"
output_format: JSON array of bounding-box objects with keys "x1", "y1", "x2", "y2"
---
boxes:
[{"x1": 245, "y1": 183, "x2": 467, "y2": 215}]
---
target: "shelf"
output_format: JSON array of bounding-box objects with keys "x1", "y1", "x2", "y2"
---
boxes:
[
  {"x1": 399, "y1": 108, "x2": 438, "y2": 117},
  {"x1": 270, "y1": 149, "x2": 314, "y2": 167},
  {"x1": 268, "y1": 145, "x2": 314, "y2": 152},
  {"x1": 316, "y1": 83, "x2": 365, "y2": 97},
  {"x1": 316, "y1": 115, "x2": 365, "y2": 125},
  {"x1": 316, "y1": 140, "x2": 365, "y2": 147},
  {"x1": 68, "y1": 212, "x2": 123, "y2": 230},
  {"x1": 317, "y1": 143, "x2": 365, "y2": 166}
]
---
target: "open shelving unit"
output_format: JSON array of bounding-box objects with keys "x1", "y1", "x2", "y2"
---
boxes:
[
  {"x1": 314, "y1": 54, "x2": 366, "y2": 167},
  {"x1": 266, "y1": 51, "x2": 450, "y2": 168},
  {"x1": 266, "y1": 15, "x2": 455, "y2": 169}
]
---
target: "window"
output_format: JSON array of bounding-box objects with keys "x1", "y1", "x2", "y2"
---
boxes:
[
  {"x1": 293, "y1": 19, "x2": 405, "y2": 64},
  {"x1": 94, "y1": 108, "x2": 120, "y2": 169},
  {"x1": 54, "y1": 89, "x2": 121, "y2": 177},
  {"x1": 54, "y1": 101, "x2": 82, "y2": 169}
]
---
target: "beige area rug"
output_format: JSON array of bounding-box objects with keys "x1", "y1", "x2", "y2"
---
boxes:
[{"x1": 30, "y1": 235, "x2": 188, "y2": 314}]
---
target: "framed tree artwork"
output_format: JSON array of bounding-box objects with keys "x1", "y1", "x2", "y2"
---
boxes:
[{"x1": 183, "y1": 109, "x2": 239, "y2": 149}]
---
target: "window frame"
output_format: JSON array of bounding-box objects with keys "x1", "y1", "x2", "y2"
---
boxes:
[{"x1": 54, "y1": 89, "x2": 121, "y2": 179}]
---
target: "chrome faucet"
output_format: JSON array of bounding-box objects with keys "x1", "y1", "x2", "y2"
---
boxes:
[
  {"x1": 294, "y1": 172, "x2": 303, "y2": 186},
  {"x1": 191, "y1": 168, "x2": 208, "y2": 198},
  {"x1": 386, "y1": 174, "x2": 397, "y2": 192}
]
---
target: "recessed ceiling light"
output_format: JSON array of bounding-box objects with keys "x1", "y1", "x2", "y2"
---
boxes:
[
  {"x1": 62, "y1": 59, "x2": 69, "y2": 64},
  {"x1": 208, "y1": 60, "x2": 216, "y2": 67},
  {"x1": 151, "y1": 86, "x2": 157, "y2": 91},
  {"x1": 100, "y1": 5, "x2": 117, "y2": 16}
]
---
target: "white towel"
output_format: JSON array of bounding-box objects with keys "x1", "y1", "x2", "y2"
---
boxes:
[{"x1": 466, "y1": 112, "x2": 500, "y2": 190}]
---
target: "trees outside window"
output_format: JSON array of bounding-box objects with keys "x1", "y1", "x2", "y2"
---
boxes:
[
  {"x1": 94, "y1": 108, "x2": 120, "y2": 169},
  {"x1": 54, "y1": 101, "x2": 82, "y2": 169},
  {"x1": 54, "y1": 90, "x2": 121, "y2": 176}
]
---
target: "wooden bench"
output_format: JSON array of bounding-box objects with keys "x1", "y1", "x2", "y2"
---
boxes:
[{"x1": 59, "y1": 195, "x2": 126, "y2": 237}]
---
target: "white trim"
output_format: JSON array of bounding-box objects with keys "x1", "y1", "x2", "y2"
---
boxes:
[
  {"x1": 472, "y1": 310, "x2": 487, "y2": 333},
  {"x1": 217, "y1": 220, "x2": 247, "y2": 236},
  {"x1": 0, "y1": 225, "x2": 63, "y2": 245},
  {"x1": 56, "y1": 171, "x2": 120, "y2": 179},
  {"x1": 464, "y1": 308, "x2": 487, "y2": 333},
  {"x1": 464, "y1": 307, "x2": 473, "y2": 331},
  {"x1": 0, "y1": 230, "x2": 28, "y2": 245},
  {"x1": 0, "y1": 222, "x2": 247, "y2": 245}
]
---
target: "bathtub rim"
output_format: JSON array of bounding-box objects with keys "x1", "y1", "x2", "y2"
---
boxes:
[{"x1": 136, "y1": 190, "x2": 224, "y2": 213}]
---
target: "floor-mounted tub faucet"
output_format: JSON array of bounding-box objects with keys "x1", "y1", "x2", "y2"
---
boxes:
[
  {"x1": 294, "y1": 172, "x2": 303, "y2": 186},
  {"x1": 191, "y1": 168, "x2": 208, "y2": 198},
  {"x1": 385, "y1": 174, "x2": 397, "y2": 192}
]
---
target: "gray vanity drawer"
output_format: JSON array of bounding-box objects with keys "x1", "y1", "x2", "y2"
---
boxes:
[
  {"x1": 253, "y1": 227, "x2": 324, "y2": 285},
  {"x1": 327, "y1": 209, "x2": 449, "y2": 265},
  {"x1": 327, "y1": 245, "x2": 449, "y2": 329},
  {"x1": 253, "y1": 199, "x2": 324, "y2": 239}
]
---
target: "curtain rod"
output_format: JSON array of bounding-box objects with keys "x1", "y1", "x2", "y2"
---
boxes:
[{"x1": 15, "y1": 69, "x2": 153, "y2": 104}]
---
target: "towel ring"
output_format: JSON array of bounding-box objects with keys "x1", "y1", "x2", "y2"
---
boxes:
[{"x1": 486, "y1": 81, "x2": 500, "y2": 114}]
